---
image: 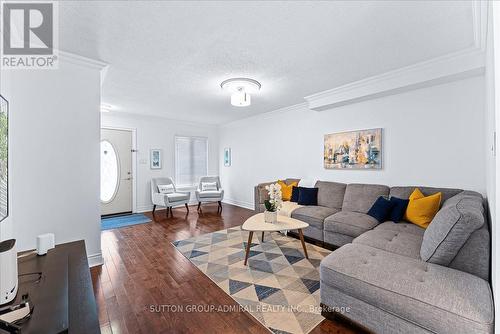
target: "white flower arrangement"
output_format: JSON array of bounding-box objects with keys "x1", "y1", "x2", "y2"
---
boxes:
[{"x1": 264, "y1": 183, "x2": 283, "y2": 212}]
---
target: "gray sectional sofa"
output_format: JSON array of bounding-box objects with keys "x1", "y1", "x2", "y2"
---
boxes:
[{"x1": 254, "y1": 180, "x2": 493, "y2": 334}]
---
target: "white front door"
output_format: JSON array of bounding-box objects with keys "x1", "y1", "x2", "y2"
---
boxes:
[{"x1": 100, "y1": 128, "x2": 133, "y2": 216}]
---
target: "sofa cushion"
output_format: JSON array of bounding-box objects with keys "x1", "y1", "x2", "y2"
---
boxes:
[
  {"x1": 449, "y1": 225, "x2": 490, "y2": 280},
  {"x1": 290, "y1": 225, "x2": 324, "y2": 241},
  {"x1": 321, "y1": 286, "x2": 436, "y2": 334},
  {"x1": 353, "y1": 229, "x2": 423, "y2": 259},
  {"x1": 342, "y1": 184, "x2": 390, "y2": 213},
  {"x1": 198, "y1": 190, "x2": 223, "y2": 198},
  {"x1": 324, "y1": 231, "x2": 354, "y2": 247},
  {"x1": 324, "y1": 211, "x2": 378, "y2": 237},
  {"x1": 374, "y1": 221, "x2": 425, "y2": 237},
  {"x1": 315, "y1": 181, "x2": 346, "y2": 209},
  {"x1": 441, "y1": 190, "x2": 483, "y2": 207},
  {"x1": 389, "y1": 186, "x2": 462, "y2": 203},
  {"x1": 320, "y1": 243, "x2": 494, "y2": 334},
  {"x1": 291, "y1": 206, "x2": 338, "y2": 229},
  {"x1": 166, "y1": 193, "x2": 189, "y2": 202},
  {"x1": 420, "y1": 191, "x2": 485, "y2": 266}
]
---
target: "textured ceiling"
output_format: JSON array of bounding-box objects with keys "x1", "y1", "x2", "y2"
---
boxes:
[{"x1": 59, "y1": 1, "x2": 475, "y2": 124}]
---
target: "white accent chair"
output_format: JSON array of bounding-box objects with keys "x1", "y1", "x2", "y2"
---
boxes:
[
  {"x1": 151, "y1": 177, "x2": 190, "y2": 218},
  {"x1": 195, "y1": 176, "x2": 224, "y2": 213}
]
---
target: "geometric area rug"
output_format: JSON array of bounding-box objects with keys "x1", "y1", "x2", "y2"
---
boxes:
[{"x1": 172, "y1": 226, "x2": 332, "y2": 334}]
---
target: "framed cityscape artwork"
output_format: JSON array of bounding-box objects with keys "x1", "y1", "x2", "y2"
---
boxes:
[{"x1": 324, "y1": 128, "x2": 382, "y2": 169}]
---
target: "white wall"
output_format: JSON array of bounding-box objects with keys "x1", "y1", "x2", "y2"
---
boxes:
[
  {"x1": 219, "y1": 76, "x2": 486, "y2": 209},
  {"x1": 486, "y1": 3, "x2": 500, "y2": 332},
  {"x1": 0, "y1": 57, "x2": 103, "y2": 264},
  {"x1": 101, "y1": 112, "x2": 219, "y2": 212},
  {"x1": 486, "y1": 2, "x2": 496, "y2": 236}
]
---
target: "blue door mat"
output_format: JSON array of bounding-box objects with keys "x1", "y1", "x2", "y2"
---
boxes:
[{"x1": 101, "y1": 213, "x2": 151, "y2": 230}]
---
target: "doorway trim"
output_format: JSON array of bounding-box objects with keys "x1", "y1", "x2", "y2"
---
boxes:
[{"x1": 101, "y1": 126, "x2": 138, "y2": 213}]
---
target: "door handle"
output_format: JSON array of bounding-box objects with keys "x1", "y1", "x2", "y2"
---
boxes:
[{"x1": 122, "y1": 177, "x2": 132, "y2": 181}]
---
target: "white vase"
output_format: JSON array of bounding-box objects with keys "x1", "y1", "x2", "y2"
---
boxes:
[{"x1": 264, "y1": 210, "x2": 277, "y2": 223}]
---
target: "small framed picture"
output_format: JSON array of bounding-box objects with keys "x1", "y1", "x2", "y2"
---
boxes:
[
  {"x1": 224, "y1": 147, "x2": 231, "y2": 167},
  {"x1": 150, "y1": 149, "x2": 162, "y2": 169}
]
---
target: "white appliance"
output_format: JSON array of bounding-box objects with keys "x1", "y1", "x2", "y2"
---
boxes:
[
  {"x1": 36, "y1": 233, "x2": 55, "y2": 256},
  {"x1": 0, "y1": 239, "x2": 18, "y2": 305}
]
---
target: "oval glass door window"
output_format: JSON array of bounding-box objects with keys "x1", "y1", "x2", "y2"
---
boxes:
[{"x1": 101, "y1": 140, "x2": 120, "y2": 203}]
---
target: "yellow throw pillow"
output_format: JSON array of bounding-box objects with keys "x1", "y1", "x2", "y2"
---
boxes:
[
  {"x1": 404, "y1": 188, "x2": 442, "y2": 228},
  {"x1": 278, "y1": 180, "x2": 298, "y2": 201}
]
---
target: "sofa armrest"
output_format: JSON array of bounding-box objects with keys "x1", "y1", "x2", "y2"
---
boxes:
[
  {"x1": 254, "y1": 186, "x2": 260, "y2": 212},
  {"x1": 152, "y1": 192, "x2": 167, "y2": 206},
  {"x1": 254, "y1": 179, "x2": 301, "y2": 212},
  {"x1": 254, "y1": 181, "x2": 273, "y2": 212}
]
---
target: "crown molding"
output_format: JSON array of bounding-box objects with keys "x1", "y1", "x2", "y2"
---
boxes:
[
  {"x1": 103, "y1": 109, "x2": 219, "y2": 128},
  {"x1": 58, "y1": 50, "x2": 108, "y2": 71},
  {"x1": 219, "y1": 102, "x2": 308, "y2": 128},
  {"x1": 268, "y1": 102, "x2": 308, "y2": 116},
  {"x1": 58, "y1": 51, "x2": 108, "y2": 87},
  {"x1": 305, "y1": 0, "x2": 487, "y2": 111},
  {"x1": 305, "y1": 47, "x2": 485, "y2": 111}
]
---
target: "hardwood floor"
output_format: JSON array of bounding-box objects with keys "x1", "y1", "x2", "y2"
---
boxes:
[{"x1": 91, "y1": 203, "x2": 361, "y2": 334}]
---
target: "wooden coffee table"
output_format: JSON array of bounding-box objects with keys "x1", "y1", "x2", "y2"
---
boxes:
[{"x1": 241, "y1": 213, "x2": 309, "y2": 265}]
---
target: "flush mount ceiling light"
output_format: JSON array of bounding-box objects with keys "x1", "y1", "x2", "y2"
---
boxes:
[{"x1": 220, "y1": 78, "x2": 261, "y2": 107}]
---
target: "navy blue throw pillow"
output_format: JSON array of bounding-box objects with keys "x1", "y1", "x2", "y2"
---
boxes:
[
  {"x1": 297, "y1": 187, "x2": 318, "y2": 206},
  {"x1": 290, "y1": 186, "x2": 300, "y2": 203},
  {"x1": 367, "y1": 196, "x2": 395, "y2": 223},
  {"x1": 388, "y1": 197, "x2": 410, "y2": 222}
]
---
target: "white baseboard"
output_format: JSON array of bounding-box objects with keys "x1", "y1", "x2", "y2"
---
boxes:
[
  {"x1": 136, "y1": 205, "x2": 154, "y2": 213},
  {"x1": 223, "y1": 198, "x2": 254, "y2": 210},
  {"x1": 137, "y1": 199, "x2": 253, "y2": 213},
  {"x1": 88, "y1": 252, "x2": 104, "y2": 267}
]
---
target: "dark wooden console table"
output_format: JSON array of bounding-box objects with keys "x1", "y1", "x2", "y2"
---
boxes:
[{"x1": 1, "y1": 240, "x2": 100, "y2": 334}]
